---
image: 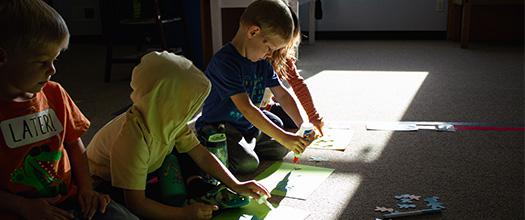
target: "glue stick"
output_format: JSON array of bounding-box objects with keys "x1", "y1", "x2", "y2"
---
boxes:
[
  {"x1": 294, "y1": 122, "x2": 314, "y2": 163},
  {"x1": 257, "y1": 194, "x2": 274, "y2": 210}
]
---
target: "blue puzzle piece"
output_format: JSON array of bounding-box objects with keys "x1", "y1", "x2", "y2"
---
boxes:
[
  {"x1": 395, "y1": 194, "x2": 412, "y2": 199},
  {"x1": 424, "y1": 196, "x2": 446, "y2": 210},
  {"x1": 400, "y1": 198, "x2": 413, "y2": 203},
  {"x1": 397, "y1": 203, "x2": 416, "y2": 209}
]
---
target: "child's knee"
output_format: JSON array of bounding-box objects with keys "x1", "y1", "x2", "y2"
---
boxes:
[
  {"x1": 93, "y1": 201, "x2": 139, "y2": 220},
  {"x1": 230, "y1": 157, "x2": 259, "y2": 174},
  {"x1": 276, "y1": 146, "x2": 290, "y2": 158},
  {"x1": 265, "y1": 146, "x2": 290, "y2": 160},
  {"x1": 255, "y1": 141, "x2": 290, "y2": 160}
]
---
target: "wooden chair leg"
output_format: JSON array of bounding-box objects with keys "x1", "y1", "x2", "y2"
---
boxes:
[
  {"x1": 104, "y1": 44, "x2": 113, "y2": 82},
  {"x1": 460, "y1": 0, "x2": 472, "y2": 48},
  {"x1": 153, "y1": 0, "x2": 169, "y2": 50}
]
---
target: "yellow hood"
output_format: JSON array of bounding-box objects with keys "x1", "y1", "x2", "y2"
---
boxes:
[{"x1": 129, "y1": 51, "x2": 211, "y2": 147}]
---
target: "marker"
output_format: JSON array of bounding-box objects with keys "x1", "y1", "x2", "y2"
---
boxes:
[
  {"x1": 383, "y1": 208, "x2": 441, "y2": 218},
  {"x1": 256, "y1": 194, "x2": 274, "y2": 210},
  {"x1": 146, "y1": 176, "x2": 159, "y2": 185}
]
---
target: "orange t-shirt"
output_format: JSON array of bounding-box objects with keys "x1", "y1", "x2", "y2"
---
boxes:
[{"x1": 0, "y1": 82, "x2": 89, "y2": 212}]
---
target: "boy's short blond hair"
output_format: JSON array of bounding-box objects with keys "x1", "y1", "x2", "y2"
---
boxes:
[
  {"x1": 0, "y1": 0, "x2": 69, "y2": 53},
  {"x1": 240, "y1": 0, "x2": 294, "y2": 42}
]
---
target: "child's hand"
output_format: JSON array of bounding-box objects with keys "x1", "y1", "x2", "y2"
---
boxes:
[
  {"x1": 21, "y1": 196, "x2": 74, "y2": 220},
  {"x1": 183, "y1": 202, "x2": 218, "y2": 219},
  {"x1": 77, "y1": 189, "x2": 111, "y2": 220},
  {"x1": 231, "y1": 180, "x2": 271, "y2": 200},
  {"x1": 279, "y1": 132, "x2": 309, "y2": 154}
]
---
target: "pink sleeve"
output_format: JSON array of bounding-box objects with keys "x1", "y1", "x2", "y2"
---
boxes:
[{"x1": 285, "y1": 59, "x2": 321, "y2": 122}]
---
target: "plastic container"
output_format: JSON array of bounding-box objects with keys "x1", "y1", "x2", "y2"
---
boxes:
[
  {"x1": 293, "y1": 122, "x2": 314, "y2": 163},
  {"x1": 206, "y1": 124, "x2": 228, "y2": 167},
  {"x1": 296, "y1": 122, "x2": 314, "y2": 138}
]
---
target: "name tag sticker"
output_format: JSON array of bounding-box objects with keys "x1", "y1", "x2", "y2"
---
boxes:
[{"x1": 1, "y1": 109, "x2": 63, "y2": 148}]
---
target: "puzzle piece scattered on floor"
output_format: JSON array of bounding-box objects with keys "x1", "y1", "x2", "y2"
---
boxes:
[
  {"x1": 425, "y1": 196, "x2": 446, "y2": 210},
  {"x1": 399, "y1": 198, "x2": 413, "y2": 203},
  {"x1": 408, "y1": 195, "x2": 421, "y2": 200},
  {"x1": 395, "y1": 194, "x2": 420, "y2": 199},
  {"x1": 397, "y1": 203, "x2": 417, "y2": 209},
  {"x1": 375, "y1": 194, "x2": 443, "y2": 218},
  {"x1": 374, "y1": 207, "x2": 394, "y2": 213}
]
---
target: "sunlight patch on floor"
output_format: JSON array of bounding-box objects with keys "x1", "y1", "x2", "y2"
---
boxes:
[
  {"x1": 304, "y1": 70, "x2": 429, "y2": 162},
  {"x1": 319, "y1": 173, "x2": 362, "y2": 219}
]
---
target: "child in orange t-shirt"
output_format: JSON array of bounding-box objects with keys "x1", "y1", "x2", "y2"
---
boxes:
[{"x1": 0, "y1": 0, "x2": 137, "y2": 219}]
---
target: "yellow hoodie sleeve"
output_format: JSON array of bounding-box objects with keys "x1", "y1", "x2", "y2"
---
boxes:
[
  {"x1": 173, "y1": 125, "x2": 200, "y2": 153},
  {"x1": 109, "y1": 117, "x2": 150, "y2": 190}
]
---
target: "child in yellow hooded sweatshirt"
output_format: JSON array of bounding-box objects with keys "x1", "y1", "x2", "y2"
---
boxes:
[{"x1": 87, "y1": 51, "x2": 270, "y2": 219}]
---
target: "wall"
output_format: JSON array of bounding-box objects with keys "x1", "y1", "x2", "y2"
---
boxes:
[
  {"x1": 50, "y1": 0, "x2": 452, "y2": 68},
  {"x1": 52, "y1": 0, "x2": 102, "y2": 35},
  {"x1": 299, "y1": 0, "x2": 448, "y2": 31},
  {"x1": 55, "y1": 0, "x2": 450, "y2": 35}
]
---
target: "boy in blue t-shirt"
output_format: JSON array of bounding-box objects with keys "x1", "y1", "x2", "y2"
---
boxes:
[{"x1": 196, "y1": 0, "x2": 313, "y2": 174}]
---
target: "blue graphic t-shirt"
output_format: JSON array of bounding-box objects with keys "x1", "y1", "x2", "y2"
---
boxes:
[{"x1": 196, "y1": 43, "x2": 281, "y2": 134}]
